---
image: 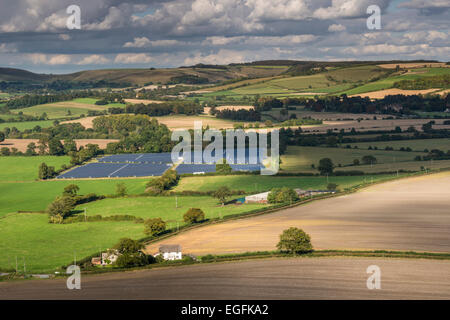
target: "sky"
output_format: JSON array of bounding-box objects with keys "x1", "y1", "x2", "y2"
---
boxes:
[{"x1": 0, "y1": 0, "x2": 448, "y2": 74}]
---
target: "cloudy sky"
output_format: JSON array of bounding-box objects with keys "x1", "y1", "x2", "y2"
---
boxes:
[{"x1": 0, "y1": 0, "x2": 448, "y2": 74}]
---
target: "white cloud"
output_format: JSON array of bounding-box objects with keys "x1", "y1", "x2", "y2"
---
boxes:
[
  {"x1": 124, "y1": 37, "x2": 152, "y2": 48},
  {"x1": 124, "y1": 37, "x2": 182, "y2": 48},
  {"x1": 183, "y1": 49, "x2": 247, "y2": 65},
  {"x1": 328, "y1": 24, "x2": 346, "y2": 32},
  {"x1": 78, "y1": 55, "x2": 110, "y2": 65},
  {"x1": 114, "y1": 53, "x2": 152, "y2": 64},
  {"x1": 399, "y1": 0, "x2": 450, "y2": 9},
  {"x1": 28, "y1": 53, "x2": 71, "y2": 65}
]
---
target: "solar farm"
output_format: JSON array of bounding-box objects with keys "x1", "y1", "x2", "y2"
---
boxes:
[{"x1": 57, "y1": 149, "x2": 267, "y2": 179}]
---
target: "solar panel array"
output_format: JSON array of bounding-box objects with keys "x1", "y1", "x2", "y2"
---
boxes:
[
  {"x1": 98, "y1": 148, "x2": 267, "y2": 165},
  {"x1": 175, "y1": 163, "x2": 264, "y2": 174},
  {"x1": 57, "y1": 149, "x2": 268, "y2": 179},
  {"x1": 57, "y1": 163, "x2": 171, "y2": 179}
]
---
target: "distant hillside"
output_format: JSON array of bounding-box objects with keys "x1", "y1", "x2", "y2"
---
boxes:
[
  {"x1": 0, "y1": 68, "x2": 51, "y2": 82},
  {"x1": 0, "y1": 60, "x2": 441, "y2": 86}
]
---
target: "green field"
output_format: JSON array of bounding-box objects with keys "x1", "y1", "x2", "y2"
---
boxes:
[
  {"x1": 13, "y1": 98, "x2": 125, "y2": 120},
  {"x1": 201, "y1": 66, "x2": 390, "y2": 98},
  {"x1": 343, "y1": 138, "x2": 450, "y2": 152},
  {"x1": 0, "y1": 120, "x2": 55, "y2": 130},
  {"x1": 342, "y1": 67, "x2": 450, "y2": 95},
  {"x1": 174, "y1": 174, "x2": 397, "y2": 193},
  {"x1": 0, "y1": 179, "x2": 149, "y2": 217},
  {"x1": 280, "y1": 146, "x2": 424, "y2": 173},
  {"x1": 0, "y1": 156, "x2": 70, "y2": 182},
  {"x1": 199, "y1": 66, "x2": 450, "y2": 99},
  {"x1": 78, "y1": 196, "x2": 266, "y2": 224},
  {"x1": 0, "y1": 156, "x2": 70, "y2": 181},
  {"x1": 0, "y1": 213, "x2": 144, "y2": 273}
]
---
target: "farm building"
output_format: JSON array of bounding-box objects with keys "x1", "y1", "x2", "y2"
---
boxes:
[
  {"x1": 91, "y1": 257, "x2": 102, "y2": 266},
  {"x1": 158, "y1": 244, "x2": 182, "y2": 261},
  {"x1": 245, "y1": 191, "x2": 270, "y2": 203}
]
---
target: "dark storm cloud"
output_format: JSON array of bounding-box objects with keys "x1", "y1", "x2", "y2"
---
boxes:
[{"x1": 0, "y1": 0, "x2": 448, "y2": 73}]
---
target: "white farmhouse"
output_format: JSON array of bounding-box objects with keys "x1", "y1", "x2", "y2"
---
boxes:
[
  {"x1": 159, "y1": 244, "x2": 182, "y2": 260},
  {"x1": 101, "y1": 249, "x2": 120, "y2": 265}
]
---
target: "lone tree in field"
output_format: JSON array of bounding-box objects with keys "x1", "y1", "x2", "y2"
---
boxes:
[
  {"x1": 183, "y1": 208, "x2": 205, "y2": 224},
  {"x1": 63, "y1": 184, "x2": 80, "y2": 197},
  {"x1": 116, "y1": 183, "x2": 127, "y2": 197},
  {"x1": 268, "y1": 187, "x2": 299, "y2": 204},
  {"x1": 144, "y1": 218, "x2": 167, "y2": 236},
  {"x1": 38, "y1": 162, "x2": 55, "y2": 180},
  {"x1": 213, "y1": 186, "x2": 232, "y2": 206},
  {"x1": 0, "y1": 131, "x2": 5, "y2": 143},
  {"x1": 361, "y1": 155, "x2": 377, "y2": 165},
  {"x1": 317, "y1": 158, "x2": 334, "y2": 175},
  {"x1": 47, "y1": 196, "x2": 76, "y2": 224},
  {"x1": 277, "y1": 227, "x2": 313, "y2": 255}
]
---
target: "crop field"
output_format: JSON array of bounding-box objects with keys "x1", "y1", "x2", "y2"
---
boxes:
[
  {"x1": 0, "y1": 213, "x2": 144, "y2": 273},
  {"x1": 335, "y1": 159, "x2": 450, "y2": 173},
  {"x1": 13, "y1": 99, "x2": 124, "y2": 119},
  {"x1": 343, "y1": 67, "x2": 450, "y2": 95},
  {"x1": 147, "y1": 172, "x2": 450, "y2": 256},
  {"x1": 0, "y1": 156, "x2": 70, "y2": 181},
  {"x1": 174, "y1": 174, "x2": 398, "y2": 193},
  {"x1": 201, "y1": 66, "x2": 390, "y2": 98},
  {"x1": 0, "y1": 120, "x2": 54, "y2": 131},
  {"x1": 78, "y1": 196, "x2": 266, "y2": 223},
  {"x1": 343, "y1": 138, "x2": 450, "y2": 152},
  {"x1": 0, "y1": 179, "x2": 150, "y2": 217},
  {"x1": 279, "y1": 146, "x2": 424, "y2": 173}
]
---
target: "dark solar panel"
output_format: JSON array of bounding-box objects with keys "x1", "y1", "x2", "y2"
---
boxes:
[{"x1": 97, "y1": 148, "x2": 268, "y2": 165}]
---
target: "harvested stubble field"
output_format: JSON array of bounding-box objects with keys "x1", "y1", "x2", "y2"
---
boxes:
[
  {"x1": 0, "y1": 138, "x2": 118, "y2": 153},
  {"x1": 146, "y1": 172, "x2": 450, "y2": 255},
  {"x1": 350, "y1": 88, "x2": 440, "y2": 99},
  {"x1": 343, "y1": 138, "x2": 450, "y2": 152}
]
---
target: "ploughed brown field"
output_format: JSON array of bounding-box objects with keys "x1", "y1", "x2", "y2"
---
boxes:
[
  {"x1": 0, "y1": 139, "x2": 118, "y2": 152},
  {"x1": 146, "y1": 172, "x2": 450, "y2": 255},
  {"x1": 1, "y1": 257, "x2": 449, "y2": 299}
]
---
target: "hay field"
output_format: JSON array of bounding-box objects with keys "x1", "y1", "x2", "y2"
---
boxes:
[
  {"x1": 350, "y1": 88, "x2": 440, "y2": 99},
  {"x1": 0, "y1": 138, "x2": 118, "y2": 152},
  {"x1": 146, "y1": 172, "x2": 450, "y2": 255},
  {"x1": 378, "y1": 62, "x2": 448, "y2": 69}
]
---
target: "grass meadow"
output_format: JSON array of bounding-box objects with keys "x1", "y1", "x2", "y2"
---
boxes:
[
  {"x1": 0, "y1": 156, "x2": 70, "y2": 181},
  {"x1": 0, "y1": 120, "x2": 55, "y2": 131},
  {"x1": 343, "y1": 138, "x2": 450, "y2": 152},
  {"x1": 279, "y1": 146, "x2": 424, "y2": 172}
]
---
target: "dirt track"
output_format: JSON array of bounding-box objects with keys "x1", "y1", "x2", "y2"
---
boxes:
[
  {"x1": 1, "y1": 257, "x2": 449, "y2": 299},
  {"x1": 146, "y1": 172, "x2": 450, "y2": 255}
]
